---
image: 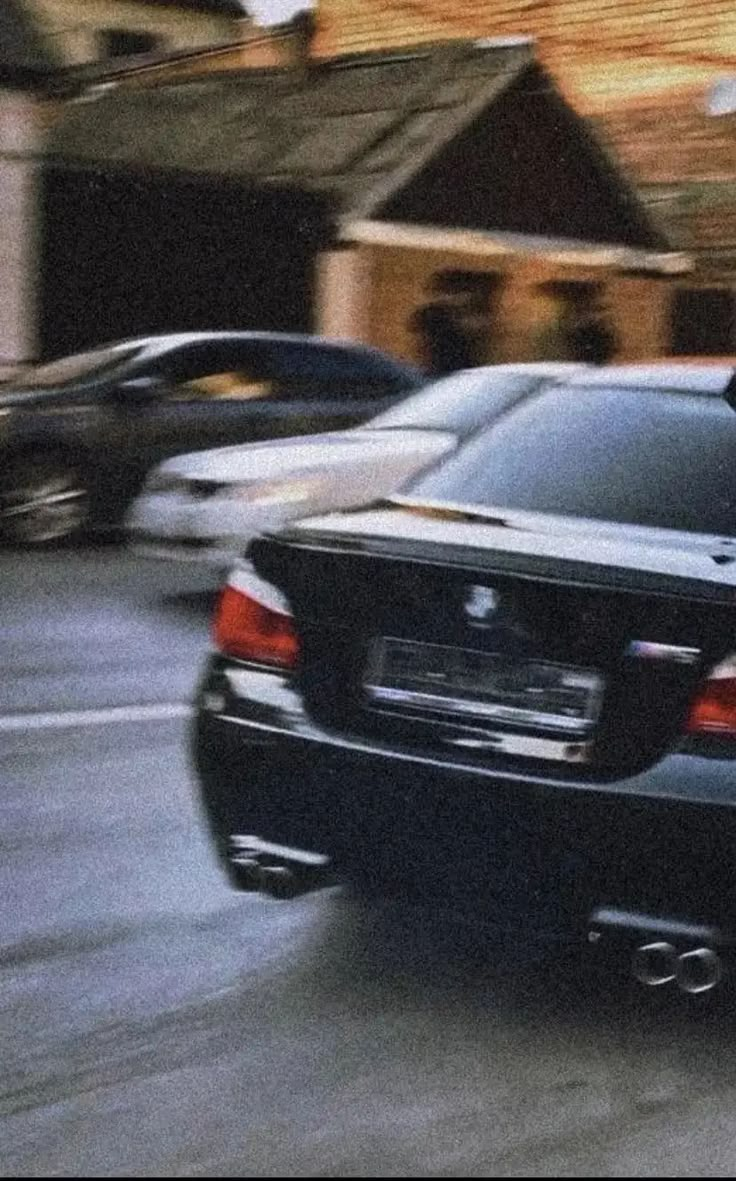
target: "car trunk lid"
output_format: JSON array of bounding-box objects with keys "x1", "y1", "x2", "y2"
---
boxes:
[{"x1": 249, "y1": 506, "x2": 736, "y2": 779}]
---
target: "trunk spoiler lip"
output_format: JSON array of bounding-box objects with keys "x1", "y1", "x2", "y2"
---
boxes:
[
  {"x1": 333, "y1": 493, "x2": 736, "y2": 566},
  {"x1": 249, "y1": 535, "x2": 736, "y2": 606},
  {"x1": 249, "y1": 503, "x2": 736, "y2": 605},
  {"x1": 384, "y1": 495, "x2": 736, "y2": 557}
]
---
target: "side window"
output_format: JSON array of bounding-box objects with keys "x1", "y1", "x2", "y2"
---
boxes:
[
  {"x1": 250, "y1": 374, "x2": 345, "y2": 403},
  {"x1": 255, "y1": 348, "x2": 408, "y2": 403},
  {"x1": 176, "y1": 370, "x2": 273, "y2": 402},
  {"x1": 152, "y1": 343, "x2": 408, "y2": 407},
  {"x1": 316, "y1": 371, "x2": 410, "y2": 401},
  {"x1": 154, "y1": 346, "x2": 273, "y2": 402}
]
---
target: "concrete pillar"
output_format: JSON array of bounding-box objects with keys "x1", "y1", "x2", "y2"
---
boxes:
[
  {"x1": 0, "y1": 91, "x2": 43, "y2": 375},
  {"x1": 315, "y1": 246, "x2": 372, "y2": 343},
  {"x1": 608, "y1": 278, "x2": 671, "y2": 359}
]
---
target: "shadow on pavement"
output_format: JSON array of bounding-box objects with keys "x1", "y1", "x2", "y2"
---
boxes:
[
  {"x1": 159, "y1": 589, "x2": 218, "y2": 619},
  {"x1": 281, "y1": 891, "x2": 736, "y2": 1036}
]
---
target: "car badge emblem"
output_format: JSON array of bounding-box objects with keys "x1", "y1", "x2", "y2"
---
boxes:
[{"x1": 464, "y1": 585, "x2": 500, "y2": 624}]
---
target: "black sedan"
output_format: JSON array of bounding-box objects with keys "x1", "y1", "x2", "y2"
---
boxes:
[
  {"x1": 0, "y1": 332, "x2": 422, "y2": 545},
  {"x1": 194, "y1": 363, "x2": 736, "y2": 994}
]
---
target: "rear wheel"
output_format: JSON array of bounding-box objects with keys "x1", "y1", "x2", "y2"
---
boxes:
[{"x1": 0, "y1": 454, "x2": 90, "y2": 545}]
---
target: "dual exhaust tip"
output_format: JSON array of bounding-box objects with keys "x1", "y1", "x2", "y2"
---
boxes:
[
  {"x1": 632, "y1": 941, "x2": 722, "y2": 994},
  {"x1": 228, "y1": 835, "x2": 335, "y2": 900},
  {"x1": 233, "y1": 859, "x2": 310, "y2": 900},
  {"x1": 228, "y1": 845, "x2": 726, "y2": 993}
]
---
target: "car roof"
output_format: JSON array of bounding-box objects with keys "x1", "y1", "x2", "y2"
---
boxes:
[
  {"x1": 99, "y1": 331, "x2": 422, "y2": 370},
  {"x1": 565, "y1": 360, "x2": 736, "y2": 394},
  {"x1": 135, "y1": 331, "x2": 379, "y2": 351},
  {"x1": 452, "y1": 362, "x2": 588, "y2": 379}
]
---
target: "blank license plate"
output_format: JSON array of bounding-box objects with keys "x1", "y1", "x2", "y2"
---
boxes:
[{"x1": 364, "y1": 637, "x2": 604, "y2": 736}]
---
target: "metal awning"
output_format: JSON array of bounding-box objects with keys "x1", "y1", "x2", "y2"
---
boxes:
[{"x1": 341, "y1": 219, "x2": 693, "y2": 275}]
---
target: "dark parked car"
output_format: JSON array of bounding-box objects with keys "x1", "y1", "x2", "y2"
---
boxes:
[
  {"x1": 194, "y1": 363, "x2": 736, "y2": 994},
  {"x1": 0, "y1": 332, "x2": 423, "y2": 545}
]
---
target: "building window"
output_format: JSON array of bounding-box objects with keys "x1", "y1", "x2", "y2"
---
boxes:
[
  {"x1": 100, "y1": 29, "x2": 161, "y2": 61},
  {"x1": 409, "y1": 270, "x2": 504, "y2": 374},
  {"x1": 671, "y1": 288, "x2": 735, "y2": 355},
  {"x1": 533, "y1": 280, "x2": 617, "y2": 364}
]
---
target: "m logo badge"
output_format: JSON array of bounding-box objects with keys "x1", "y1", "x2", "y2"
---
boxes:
[{"x1": 464, "y1": 585, "x2": 500, "y2": 623}]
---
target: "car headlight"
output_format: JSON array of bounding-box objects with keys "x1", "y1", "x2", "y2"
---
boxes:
[
  {"x1": 222, "y1": 476, "x2": 329, "y2": 506},
  {"x1": 144, "y1": 470, "x2": 187, "y2": 494}
]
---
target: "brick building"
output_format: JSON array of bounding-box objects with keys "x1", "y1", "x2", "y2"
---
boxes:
[
  {"x1": 109, "y1": 1, "x2": 736, "y2": 114},
  {"x1": 44, "y1": 35, "x2": 686, "y2": 367}
]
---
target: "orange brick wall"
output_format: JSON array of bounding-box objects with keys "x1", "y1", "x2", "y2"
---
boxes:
[
  {"x1": 313, "y1": 1, "x2": 736, "y2": 111},
  {"x1": 321, "y1": 241, "x2": 672, "y2": 364}
]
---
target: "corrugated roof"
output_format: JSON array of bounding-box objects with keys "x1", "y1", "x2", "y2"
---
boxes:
[
  {"x1": 48, "y1": 35, "x2": 670, "y2": 258},
  {"x1": 48, "y1": 39, "x2": 535, "y2": 214}
]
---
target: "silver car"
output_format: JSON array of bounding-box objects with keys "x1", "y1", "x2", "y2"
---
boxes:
[{"x1": 126, "y1": 363, "x2": 586, "y2": 567}]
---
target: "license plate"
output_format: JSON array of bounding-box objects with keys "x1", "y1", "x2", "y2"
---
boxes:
[{"x1": 364, "y1": 637, "x2": 604, "y2": 737}]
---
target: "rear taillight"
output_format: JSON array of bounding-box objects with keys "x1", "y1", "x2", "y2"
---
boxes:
[
  {"x1": 213, "y1": 566, "x2": 299, "y2": 669},
  {"x1": 687, "y1": 655, "x2": 736, "y2": 738}
]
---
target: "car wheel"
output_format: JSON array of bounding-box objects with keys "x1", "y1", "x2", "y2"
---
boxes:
[{"x1": 1, "y1": 455, "x2": 90, "y2": 546}]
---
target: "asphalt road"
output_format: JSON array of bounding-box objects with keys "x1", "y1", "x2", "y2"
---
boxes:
[{"x1": 3, "y1": 546, "x2": 736, "y2": 1177}]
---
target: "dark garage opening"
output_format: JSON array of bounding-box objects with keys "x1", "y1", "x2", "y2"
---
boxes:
[
  {"x1": 39, "y1": 166, "x2": 331, "y2": 359},
  {"x1": 379, "y1": 72, "x2": 663, "y2": 249}
]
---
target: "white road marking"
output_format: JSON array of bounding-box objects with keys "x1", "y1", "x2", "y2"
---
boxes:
[{"x1": 0, "y1": 702, "x2": 193, "y2": 732}]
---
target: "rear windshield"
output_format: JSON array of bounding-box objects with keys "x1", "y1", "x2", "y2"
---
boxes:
[
  {"x1": 400, "y1": 384, "x2": 736, "y2": 537},
  {"x1": 368, "y1": 369, "x2": 544, "y2": 435}
]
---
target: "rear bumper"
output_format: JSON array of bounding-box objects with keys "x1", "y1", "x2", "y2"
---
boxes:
[
  {"x1": 130, "y1": 536, "x2": 234, "y2": 566},
  {"x1": 193, "y1": 656, "x2": 736, "y2": 929}
]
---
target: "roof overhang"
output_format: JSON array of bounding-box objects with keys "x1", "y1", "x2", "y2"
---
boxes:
[{"x1": 339, "y1": 219, "x2": 693, "y2": 275}]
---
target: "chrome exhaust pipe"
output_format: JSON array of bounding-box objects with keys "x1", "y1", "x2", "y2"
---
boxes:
[
  {"x1": 227, "y1": 835, "x2": 335, "y2": 899},
  {"x1": 256, "y1": 864, "x2": 302, "y2": 900},
  {"x1": 675, "y1": 947, "x2": 722, "y2": 995},
  {"x1": 631, "y1": 942, "x2": 722, "y2": 993},
  {"x1": 632, "y1": 941, "x2": 677, "y2": 987},
  {"x1": 228, "y1": 856, "x2": 312, "y2": 899}
]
